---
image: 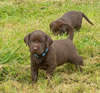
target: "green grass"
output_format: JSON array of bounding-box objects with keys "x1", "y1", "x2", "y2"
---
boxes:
[{"x1": 0, "y1": 0, "x2": 100, "y2": 93}]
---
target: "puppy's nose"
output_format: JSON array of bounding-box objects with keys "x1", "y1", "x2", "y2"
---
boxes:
[{"x1": 33, "y1": 47, "x2": 38, "y2": 50}]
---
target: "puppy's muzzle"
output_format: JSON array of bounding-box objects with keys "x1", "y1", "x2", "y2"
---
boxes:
[
  {"x1": 30, "y1": 45, "x2": 39, "y2": 53},
  {"x1": 34, "y1": 47, "x2": 39, "y2": 51}
]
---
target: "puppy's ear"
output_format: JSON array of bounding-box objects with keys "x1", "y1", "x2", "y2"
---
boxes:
[
  {"x1": 61, "y1": 23, "x2": 72, "y2": 33},
  {"x1": 49, "y1": 22, "x2": 55, "y2": 31},
  {"x1": 61, "y1": 23, "x2": 74, "y2": 40},
  {"x1": 24, "y1": 34, "x2": 30, "y2": 46},
  {"x1": 46, "y1": 34, "x2": 53, "y2": 47},
  {"x1": 49, "y1": 23, "x2": 53, "y2": 31}
]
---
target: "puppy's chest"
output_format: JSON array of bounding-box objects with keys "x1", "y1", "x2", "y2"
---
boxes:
[{"x1": 38, "y1": 59, "x2": 48, "y2": 70}]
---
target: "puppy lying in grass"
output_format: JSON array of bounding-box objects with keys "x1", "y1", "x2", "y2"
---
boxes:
[
  {"x1": 50, "y1": 10, "x2": 94, "y2": 35},
  {"x1": 24, "y1": 24, "x2": 84, "y2": 84}
]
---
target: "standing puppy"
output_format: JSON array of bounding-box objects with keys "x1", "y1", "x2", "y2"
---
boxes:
[
  {"x1": 24, "y1": 24, "x2": 83, "y2": 84},
  {"x1": 50, "y1": 10, "x2": 94, "y2": 35}
]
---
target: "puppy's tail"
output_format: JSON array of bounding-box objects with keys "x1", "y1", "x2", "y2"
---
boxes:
[{"x1": 81, "y1": 12, "x2": 94, "y2": 25}]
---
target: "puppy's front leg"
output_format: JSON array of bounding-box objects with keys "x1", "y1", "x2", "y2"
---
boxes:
[
  {"x1": 31, "y1": 56, "x2": 38, "y2": 85},
  {"x1": 46, "y1": 64, "x2": 56, "y2": 78}
]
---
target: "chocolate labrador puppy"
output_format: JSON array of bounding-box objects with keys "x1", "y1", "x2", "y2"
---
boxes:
[
  {"x1": 50, "y1": 10, "x2": 94, "y2": 35},
  {"x1": 24, "y1": 24, "x2": 83, "y2": 84}
]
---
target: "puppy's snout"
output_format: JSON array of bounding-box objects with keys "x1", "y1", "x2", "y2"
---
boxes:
[
  {"x1": 33, "y1": 47, "x2": 39, "y2": 51},
  {"x1": 30, "y1": 45, "x2": 39, "y2": 53},
  {"x1": 33, "y1": 45, "x2": 40, "y2": 53}
]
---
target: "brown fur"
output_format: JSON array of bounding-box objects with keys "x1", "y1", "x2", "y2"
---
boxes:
[
  {"x1": 50, "y1": 10, "x2": 94, "y2": 35},
  {"x1": 24, "y1": 25, "x2": 84, "y2": 84}
]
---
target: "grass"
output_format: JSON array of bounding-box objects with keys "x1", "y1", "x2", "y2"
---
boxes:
[{"x1": 0, "y1": 0, "x2": 100, "y2": 93}]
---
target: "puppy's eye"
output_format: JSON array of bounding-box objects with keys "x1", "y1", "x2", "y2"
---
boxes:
[
  {"x1": 40, "y1": 42, "x2": 44, "y2": 44},
  {"x1": 40, "y1": 40, "x2": 45, "y2": 43},
  {"x1": 41, "y1": 43, "x2": 45, "y2": 47},
  {"x1": 55, "y1": 30, "x2": 58, "y2": 33},
  {"x1": 31, "y1": 39, "x2": 35, "y2": 42},
  {"x1": 39, "y1": 38, "x2": 45, "y2": 43}
]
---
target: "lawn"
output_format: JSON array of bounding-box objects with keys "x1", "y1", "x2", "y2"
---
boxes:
[{"x1": 0, "y1": 0, "x2": 100, "y2": 93}]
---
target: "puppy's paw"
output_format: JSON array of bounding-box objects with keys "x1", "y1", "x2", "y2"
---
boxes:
[{"x1": 32, "y1": 81, "x2": 36, "y2": 86}]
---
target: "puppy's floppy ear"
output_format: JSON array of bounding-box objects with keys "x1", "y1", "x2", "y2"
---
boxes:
[
  {"x1": 61, "y1": 23, "x2": 72, "y2": 33},
  {"x1": 61, "y1": 23, "x2": 74, "y2": 40},
  {"x1": 46, "y1": 34, "x2": 53, "y2": 47},
  {"x1": 49, "y1": 23, "x2": 53, "y2": 31},
  {"x1": 49, "y1": 22, "x2": 55, "y2": 31},
  {"x1": 24, "y1": 34, "x2": 30, "y2": 46}
]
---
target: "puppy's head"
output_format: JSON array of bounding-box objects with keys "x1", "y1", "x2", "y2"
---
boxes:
[
  {"x1": 50, "y1": 20, "x2": 71, "y2": 35},
  {"x1": 24, "y1": 30, "x2": 53, "y2": 55}
]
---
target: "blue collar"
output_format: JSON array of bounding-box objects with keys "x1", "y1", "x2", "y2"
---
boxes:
[{"x1": 34, "y1": 48, "x2": 49, "y2": 58}]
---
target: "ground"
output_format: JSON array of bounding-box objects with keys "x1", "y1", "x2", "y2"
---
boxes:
[{"x1": 0, "y1": 0, "x2": 100, "y2": 93}]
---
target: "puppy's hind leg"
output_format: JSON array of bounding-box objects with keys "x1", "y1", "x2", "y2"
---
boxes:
[
  {"x1": 75, "y1": 25, "x2": 81, "y2": 32},
  {"x1": 75, "y1": 64, "x2": 82, "y2": 72},
  {"x1": 70, "y1": 55, "x2": 84, "y2": 71},
  {"x1": 75, "y1": 56, "x2": 84, "y2": 72}
]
